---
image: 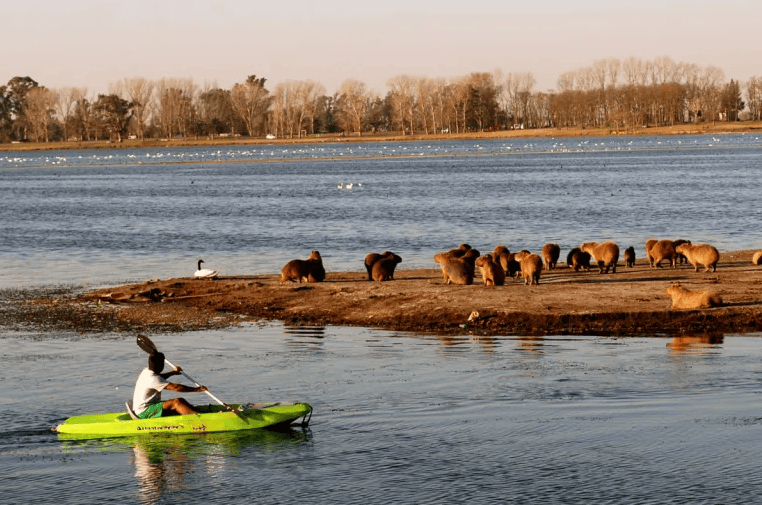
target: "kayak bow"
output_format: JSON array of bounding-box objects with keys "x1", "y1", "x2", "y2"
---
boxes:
[{"x1": 54, "y1": 402, "x2": 312, "y2": 439}]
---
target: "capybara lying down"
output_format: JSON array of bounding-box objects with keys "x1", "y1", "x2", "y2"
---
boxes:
[
  {"x1": 475, "y1": 253, "x2": 505, "y2": 286},
  {"x1": 650, "y1": 239, "x2": 679, "y2": 269},
  {"x1": 753, "y1": 251, "x2": 762, "y2": 265},
  {"x1": 517, "y1": 252, "x2": 543, "y2": 285},
  {"x1": 665, "y1": 284, "x2": 723, "y2": 309},
  {"x1": 542, "y1": 243, "x2": 560, "y2": 270},
  {"x1": 624, "y1": 246, "x2": 636, "y2": 268},
  {"x1": 365, "y1": 251, "x2": 394, "y2": 281},
  {"x1": 675, "y1": 243, "x2": 720, "y2": 272},
  {"x1": 372, "y1": 253, "x2": 402, "y2": 282},
  {"x1": 566, "y1": 247, "x2": 591, "y2": 272},
  {"x1": 580, "y1": 241, "x2": 619, "y2": 274},
  {"x1": 434, "y1": 248, "x2": 480, "y2": 285},
  {"x1": 281, "y1": 250, "x2": 325, "y2": 283}
]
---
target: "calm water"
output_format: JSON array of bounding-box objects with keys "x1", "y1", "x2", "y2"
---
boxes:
[
  {"x1": 1, "y1": 134, "x2": 761, "y2": 287},
  {"x1": 2, "y1": 327, "x2": 762, "y2": 504},
  {"x1": 2, "y1": 134, "x2": 762, "y2": 503}
]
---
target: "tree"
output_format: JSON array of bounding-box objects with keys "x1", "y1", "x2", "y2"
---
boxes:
[
  {"x1": 25, "y1": 86, "x2": 57, "y2": 142},
  {"x1": 720, "y1": 79, "x2": 744, "y2": 121},
  {"x1": 336, "y1": 79, "x2": 371, "y2": 135},
  {"x1": 230, "y1": 75, "x2": 270, "y2": 137},
  {"x1": 386, "y1": 75, "x2": 416, "y2": 134},
  {"x1": 71, "y1": 88, "x2": 95, "y2": 141},
  {"x1": 94, "y1": 94, "x2": 133, "y2": 141},
  {"x1": 6, "y1": 76, "x2": 38, "y2": 140},
  {"x1": 746, "y1": 76, "x2": 762, "y2": 121},
  {"x1": 121, "y1": 77, "x2": 154, "y2": 140},
  {"x1": 198, "y1": 86, "x2": 238, "y2": 137},
  {"x1": 54, "y1": 87, "x2": 79, "y2": 142}
]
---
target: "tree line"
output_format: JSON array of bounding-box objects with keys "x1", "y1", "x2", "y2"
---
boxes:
[{"x1": 1, "y1": 56, "x2": 759, "y2": 144}]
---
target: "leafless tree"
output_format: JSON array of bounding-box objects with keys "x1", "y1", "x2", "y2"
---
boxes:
[
  {"x1": 336, "y1": 79, "x2": 371, "y2": 135},
  {"x1": 387, "y1": 75, "x2": 417, "y2": 134},
  {"x1": 746, "y1": 76, "x2": 762, "y2": 120},
  {"x1": 121, "y1": 77, "x2": 153, "y2": 140},
  {"x1": 25, "y1": 87, "x2": 56, "y2": 142},
  {"x1": 54, "y1": 87, "x2": 78, "y2": 141},
  {"x1": 230, "y1": 75, "x2": 270, "y2": 137}
]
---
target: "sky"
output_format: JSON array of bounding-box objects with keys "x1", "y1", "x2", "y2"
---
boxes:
[{"x1": 3, "y1": 0, "x2": 761, "y2": 97}]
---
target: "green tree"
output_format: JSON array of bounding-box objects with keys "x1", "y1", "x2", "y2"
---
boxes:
[
  {"x1": 720, "y1": 79, "x2": 744, "y2": 121},
  {"x1": 6, "y1": 76, "x2": 38, "y2": 140},
  {"x1": 94, "y1": 94, "x2": 133, "y2": 141}
]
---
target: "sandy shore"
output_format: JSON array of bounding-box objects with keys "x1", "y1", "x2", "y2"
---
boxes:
[{"x1": 4, "y1": 250, "x2": 762, "y2": 338}]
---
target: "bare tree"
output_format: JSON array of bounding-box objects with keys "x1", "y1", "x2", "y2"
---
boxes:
[
  {"x1": 25, "y1": 86, "x2": 56, "y2": 142},
  {"x1": 54, "y1": 87, "x2": 78, "y2": 141},
  {"x1": 121, "y1": 77, "x2": 153, "y2": 140},
  {"x1": 230, "y1": 75, "x2": 270, "y2": 137},
  {"x1": 387, "y1": 75, "x2": 416, "y2": 134},
  {"x1": 746, "y1": 76, "x2": 762, "y2": 120},
  {"x1": 336, "y1": 79, "x2": 371, "y2": 135}
]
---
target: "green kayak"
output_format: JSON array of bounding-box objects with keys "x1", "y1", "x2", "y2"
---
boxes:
[{"x1": 54, "y1": 402, "x2": 312, "y2": 439}]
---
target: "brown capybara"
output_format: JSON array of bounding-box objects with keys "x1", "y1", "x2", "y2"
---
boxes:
[
  {"x1": 446, "y1": 243, "x2": 472, "y2": 258},
  {"x1": 752, "y1": 251, "x2": 762, "y2": 265},
  {"x1": 645, "y1": 239, "x2": 658, "y2": 267},
  {"x1": 372, "y1": 253, "x2": 402, "y2": 282},
  {"x1": 650, "y1": 240, "x2": 679, "y2": 269},
  {"x1": 580, "y1": 241, "x2": 619, "y2": 274},
  {"x1": 518, "y1": 253, "x2": 543, "y2": 285},
  {"x1": 666, "y1": 284, "x2": 722, "y2": 309},
  {"x1": 672, "y1": 239, "x2": 691, "y2": 265},
  {"x1": 541, "y1": 243, "x2": 561, "y2": 270},
  {"x1": 624, "y1": 246, "x2": 636, "y2": 268},
  {"x1": 475, "y1": 254, "x2": 506, "y2": 286},
  {"x1": 281, "y1": 250, "x2": 325, "y2": 283},
  {"x1": 566, "y1": 247, "x2": 591, "y2": 272},
  {"x1": 364, "y1": 251, "x2": 393, "y2": 280},
  {"x1": 675, "y1": 243, "x2": 720, "y2": 272},
  {"x1": 434, "y1": 247, "x2": 480, "y2": 285},
  {"x1": 493, "y1": 245, "x2": 515, "y2": 276}
]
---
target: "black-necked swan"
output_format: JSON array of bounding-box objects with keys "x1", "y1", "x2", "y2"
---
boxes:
[{"x1": 194, "y1": 259, "x2": 219, "y2": 278}]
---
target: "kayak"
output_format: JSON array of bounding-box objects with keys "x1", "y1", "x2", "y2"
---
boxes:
[{"x1": 54, "y1": 402, "x2": 312, "y2": 439}]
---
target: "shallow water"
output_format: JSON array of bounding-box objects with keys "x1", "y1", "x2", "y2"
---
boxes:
[{"x1": 2, "y1": 326, "x2": 762, "y2": 504}]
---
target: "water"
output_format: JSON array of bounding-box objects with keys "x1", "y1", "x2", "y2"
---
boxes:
[
  {"x1": 2, "y1": 327, "x2": 762, "y2": 503},
  {"x1": 3, "y1": 134, "x2": 762, "y2": 503},
  {"x1": 1, "y1": 134, "x2": 761, "y2": 288}
]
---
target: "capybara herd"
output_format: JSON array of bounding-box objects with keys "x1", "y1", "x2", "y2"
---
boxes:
[{"x1": 279, "y1": 237, "x2": 731, "y2": 309}]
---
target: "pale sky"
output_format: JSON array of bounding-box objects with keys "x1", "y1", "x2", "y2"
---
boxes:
[{"x1": 3, "y1": 0, "x2": 760, "y2": 96}]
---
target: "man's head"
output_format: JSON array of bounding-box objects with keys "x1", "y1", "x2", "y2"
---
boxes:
[{"x1": 148, "y1": 352, "x2": 165, "y2": 373}]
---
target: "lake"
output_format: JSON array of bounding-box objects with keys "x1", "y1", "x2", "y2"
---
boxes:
[{"x1": 2, "y1": 134, "x2": 762, "y2": 503}]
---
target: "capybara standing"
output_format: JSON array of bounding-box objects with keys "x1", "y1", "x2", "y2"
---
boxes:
[
  {"x1": 666, "y1": 284, "x2": 722, "y2": 309},
  {"x1": 566, "y1": 247, "x2": 591, "y2": 272},
  {"x1": 517, "y1": 253, "x2": 543, "y2": 285},
  {"x1": 493, "y1": 245, "x2": 519, "y2": 277},
  {"x1": 281, "y1": 250, "x2": 325, "y2": 283},
  {"x1": 675, "y1": 243, "x2": 720, "y2": 272},
  {"x1": 434, "y1": 247, "x2": 480, "y2": 285},
  {"x1": 580, "y1": 241, "x2": 620, "y2": 274},
  {"x1": 372, "y1": 253, "x2": 402, "y2": 282},
  {"x1": 365, "y1": 251, "x2": 393, "y2": 281},
  {"x1": 645, "y1": 239, "x2": 658, "y2": 267},
  {"x1": 650, "y1": 240, "x2": 678, "y2": 269},
  {"x1": 673, "y1": 239, "x2": 691, "y2": 265},
  {"x1": 541, "y1": 243, "x2": 561, "y2": 270},
  {"x1": 475, "y1": 254, "x2": 506, "y2": 286},
  {"x1": 624, "y1": 246, "x2": 636, "y2": 268}
]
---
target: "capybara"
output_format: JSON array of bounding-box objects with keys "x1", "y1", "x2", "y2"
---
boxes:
[
  {"x1": 672, "y1": 239, "x2": 691, "y2": 265},
  {"x1": 645, "y1": 239, "x2": 658, "y2": 267},
  {"x1": 372, "y1": 253, "x2": 402, "y2": 282},
  {"x1": 650, "y1": 240, "x2": 678, "y2": 269},
  {"x1": 675, "y1": 243, "x2": 720, "y2": 272},
  {"x1": 753, "y1": 251, "x2": 762, "y2": 265},
  {"x1": 580, "y1": 241, "x2": 619, "y2": 274},
  {"x1": 434, "y1": 247, "x2": 480, "y2": 285},
  {"x1": 518, "y1": 253, "x2": 543, "y2": 285},
  {"x1": 665, "y1": 284, "x2": 723, "y2": 309},
  {"x1": 566, "y1": 247, "x2": 591, "y2": 272},
  {"x1": 541, "y1": 243, "x2": 561, "y2": 270},
  {"x1": 446, "y1": 243, "x2": 472, "y2": 258},
  {"x1": 281, "y1": 250, "x2": 325, "y2": 283},
  {"x1": 475, "y1": 253, "x2": 506, "y2": 286},
  {"x1": 624, "y1": 246, "x2": 636, "y2": 268},
  {"x1": 365, "y1": 251, "x2": 393, "y2": 281}
]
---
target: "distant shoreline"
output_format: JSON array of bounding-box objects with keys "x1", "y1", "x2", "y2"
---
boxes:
[{"x1": 2, "y1": 121, "x2": 761, "y2": 153}]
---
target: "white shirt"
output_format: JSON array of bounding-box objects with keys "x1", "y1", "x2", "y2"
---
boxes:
[{"x1": 132, "y1": 368, "x2": 169, "y2": 414}]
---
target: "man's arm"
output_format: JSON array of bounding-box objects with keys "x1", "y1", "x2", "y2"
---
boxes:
[
  {"x1": 165, "y1": 382, "x2": 208, "y2": 393},
  {"x1": 159, "y1": 366, "x2": 183, "y2": 380}
]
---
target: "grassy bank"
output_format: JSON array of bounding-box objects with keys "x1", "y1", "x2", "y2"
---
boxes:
[{"x1": 2, "y1": 121, "x2": 761, "y2": 153}]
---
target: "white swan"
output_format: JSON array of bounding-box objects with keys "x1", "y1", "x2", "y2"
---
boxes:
[
  {"x1": 194, "y1": 259, "x2": 218, "y2": 278},
  {"x1": 345, "y1": 183, "x2": 354, "y2": 190},
  {"x1": 338, "y1": 183, "x2": 344, "y2": 189}
]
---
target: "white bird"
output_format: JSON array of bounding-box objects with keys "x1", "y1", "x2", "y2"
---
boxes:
[
  {"x1": 338, "y1": 183, "x2": 344, "y2": 189},
  {"x1": 346, "y1": 183, "x2": 354, "y2": 190},
  {"x1": 194, "y1": 259, "x2": 218, "y2": 279}
]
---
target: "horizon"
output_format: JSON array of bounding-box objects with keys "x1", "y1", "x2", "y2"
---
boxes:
[{"x1": 3, "y1": 0, "x2": 761, "y2": 96}]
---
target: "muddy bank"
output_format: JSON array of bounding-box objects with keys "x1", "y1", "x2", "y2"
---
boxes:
[{"x1": 3, "y1": 250, "x2": 762, "y2": 338}]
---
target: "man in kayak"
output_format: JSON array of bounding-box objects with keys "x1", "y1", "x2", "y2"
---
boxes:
[{"x1": 132, "y1": 351, "x2": 208, "y2": 418}]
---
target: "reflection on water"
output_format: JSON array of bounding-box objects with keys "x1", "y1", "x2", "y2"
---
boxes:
[
  {"x1": 282, "y1": 325, "x2": 326, "y2": 337},
  {"x1": 667, "y1": 333, "x2": 725, "y2": 354}
]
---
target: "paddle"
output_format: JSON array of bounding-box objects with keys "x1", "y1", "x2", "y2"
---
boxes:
[{"x1": 136, "y1": 334, "x2": 244, "y2": 417}]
